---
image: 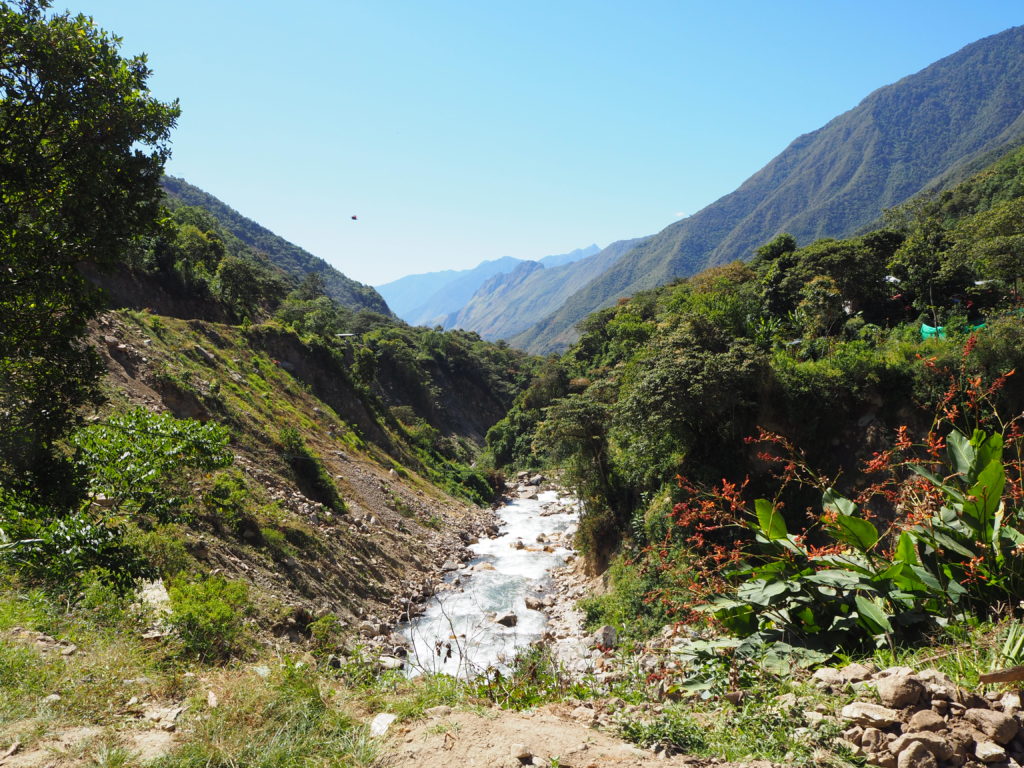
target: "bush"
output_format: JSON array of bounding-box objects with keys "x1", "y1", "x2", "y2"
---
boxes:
[{"x1": 167, "y1": 574, "x2": 252, "y2": 661}]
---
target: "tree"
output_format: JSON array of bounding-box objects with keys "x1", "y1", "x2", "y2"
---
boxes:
[{"x1": 0, "y1": 0, "x2": 179, "y2": 505}]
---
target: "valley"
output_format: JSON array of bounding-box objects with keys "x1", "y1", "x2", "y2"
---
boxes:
[{"x1": 6, "y1": 4, "x2": 1024, "y2": 768}]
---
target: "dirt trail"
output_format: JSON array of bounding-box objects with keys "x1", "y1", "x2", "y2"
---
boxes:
[{"x1": 380, "y1": 706, "x2": 775, "y2": 768}]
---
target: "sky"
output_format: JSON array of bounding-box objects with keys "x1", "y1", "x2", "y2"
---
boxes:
[{"x1": 71, "y1": 1, "x2": 1024, "y2": 286}]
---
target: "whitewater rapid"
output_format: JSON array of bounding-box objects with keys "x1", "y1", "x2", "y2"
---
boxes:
[{"x1": 400, "y1": 488, "x2": 578, "y2": 677}]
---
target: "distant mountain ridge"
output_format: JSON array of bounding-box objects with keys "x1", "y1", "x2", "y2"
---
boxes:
[
  {"x1": 451, "y1": 239, "x2": 643, "y2": 341},
  {"x1": 161, "y1": 176, "x2": 391, "y2": 316},
  {"x1": 376, "y1": 245, "x2": 599, "y2": 327},
  {"x1": 514, "y1": 25, "x2": 1024, "y2": 353}
]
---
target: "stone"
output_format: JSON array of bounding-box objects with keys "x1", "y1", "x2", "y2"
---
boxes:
[
  {"x1": 859, "y1": 727, "x2": 887, "y2": 753},
  {"x1": 370, "y1": 713, "x2": 398, "y2": 737},
  {"x1": 812, "y1": 667, "x2": 846, "y2": 689},
  {"x1": 591, "y1": 625, "x2": 617, "y2": 649},
  {"x1": 378, "y1": 655, "x2": 404, "y2": 670},
  {"x1": 876, "y1": 665, "x2": 917, "y2": 679},
  {"x1": 876, "y1": 675, "x2": 925, "y2": 708},
  {"x1": 495, "y1": 612, "x2": 518, "y2": 627},
  {"x1": 905, "y1": 709, "x2": 946, "y2": 733},
  {"x1": 1000, "y1": 691, "x2": 1023, "y2": 716},
  {"x1": 510, "y1": 743, "x2": 532, "y2": 760},
  {"x1": 966, "y1": 708, "x2": 1020, "y2": 745},
  {"x1": 976, "y1": 740, "x2": 1007, "y2": 763},
  {"x1": 524, "y1": 596, "x2": 544, "y2": 611},
  {"x1": 897, "y1": 741, "x2": 937, "y2": 768},
  {"x1": 424, "y1": 705, "x2": 452, "y2": 717},
  {"x1": 840, "y1": 662, "x2": 877, "y2": 683},
  {"x1": 440, "y1": 560, "x2": 460, "y2": 572},
  {"x1": 841, "y1": 702, "x2": 901, "y2": 728},
  {"x1": 890, "y1": 732, "x2": 954, "y2": 761},
  {"x1": 867, "y1": 751, "x2": 898, "y2": 768}
]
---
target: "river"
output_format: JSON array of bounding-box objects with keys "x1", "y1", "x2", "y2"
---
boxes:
[{"x1": 400, "y1": 487, "x2": 578, "y2": 677}]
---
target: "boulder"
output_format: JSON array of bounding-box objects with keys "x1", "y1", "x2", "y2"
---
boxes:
[
  {"x1": 876, "y1": 675, "x2": 925, "y2": 708},
  {"x1": 495, "y1": 612, "x2": 518, "y2": 627},
  {"x1": 905, "y1": 709, "x2": 946, "y2": 733},
  {"x1": 524, "y1": 596, "x2": 544, "y2": 611},
  {"x1": 370, "y1": 713, "x2": 397, "y2": 737},
  {"x1": 841, "y1": 702, "x2": 901, "y2": 728},
  {"x1": 890, "y1": 732, "x2": 953, "y2": 761},
  {"x1": 812, "y1": 667, "x2": 846, "y2": 689},
  {"x1": 965, "y1": 708, "x2": 1020, "y2": 745},
  {"x1": 975, "y1": 739, "x2": 1007, "y2": 763},
  {"x1": 896, "y1": 741, "x2": 937, "y2": 768},
  {"x1": 840, "y1": 662, "x2": 877, "y2": 683},
  {"x1": 590, "y1": 625, "x2": 617, "y2": 649}
]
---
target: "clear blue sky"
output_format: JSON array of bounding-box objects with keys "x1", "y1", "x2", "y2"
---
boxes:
[{"x1": 71, "y1": 1, "x2": 1023, "y2": 285}]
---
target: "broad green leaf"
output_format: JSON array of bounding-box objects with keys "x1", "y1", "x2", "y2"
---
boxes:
[
  {"x1": 806, "y1": 569, "x2": 862, "y2": 589},
  {"x1": 832, "y1": 513, "x2": 879, "y2": 552},
  {"x1": 947, "y1": 430, "x2": 975, "y2": 478},
  {"x1": 973, "y1": 431, "x2": 1004, "y2": 478},
  {"x1": 855, "y1": 594, "x2": 893, "y2": 635},
  {"x1": 967, "y1": 459, "x2": 1005, "y2": 529},
  {"x1": 895, "y1": 531, "x2": 919, "y2": 566},
  {"x1": 755, "y1": 498, "x2": 787, "y2": 540},
  {"x1": 823, "y1": 488, "x2": 858, "y2": 517}
]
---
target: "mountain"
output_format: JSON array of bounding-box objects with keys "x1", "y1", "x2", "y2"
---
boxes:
[
  {"x1": 161, "y1": 176, "x2": 391, "y2": 315},
  {"x1": 376, "y1": 256, "x2": 522, "y2": 325},
  {"x1": 515, "y1": 25, "x2": 1024, "y2": 354},
  {"x1": 537, "y1": 244, "x2": 600, "y2": 268},
  {"x1": 377, "y1": 245, "x2": 600, "y2": 327},
  {"x1": 450, "y1": 239, "x2": 644, "y2": 341}
]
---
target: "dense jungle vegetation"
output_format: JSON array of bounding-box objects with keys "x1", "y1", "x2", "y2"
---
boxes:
[{"x1": 489, "y1": 142, "x2": 1024, "y2": 651}]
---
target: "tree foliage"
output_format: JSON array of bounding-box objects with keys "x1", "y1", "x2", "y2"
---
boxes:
[{"x1": 0, "y1": 0, "x2": 179, "y2": 504}]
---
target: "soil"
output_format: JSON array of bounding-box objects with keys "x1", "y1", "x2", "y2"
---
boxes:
[{"x1": 380, "y1": 706, "x2": 775, "y2": 768}]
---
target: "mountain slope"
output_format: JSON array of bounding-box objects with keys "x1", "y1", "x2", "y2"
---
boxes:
[
  {"x1": 378, "y1": 245, "x2": 600, "y2": 328},
  {"x1": 451, "y1": 238, "x2": 644, "y2": 341},
  {"x1": 516, "y1": 25, "x2": 1024, "y2": 354},
  {"x1": 377, "y1": 256, "x2": 523, "y2": 325},
  {"x1": 161, "y1": 176, "x2": 391, "y2": 315}
]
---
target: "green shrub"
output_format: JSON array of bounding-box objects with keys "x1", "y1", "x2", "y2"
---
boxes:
[
  {"x1": 167, "y1": 574, "x2": 252, "y2": 661},
  {"x1": 278, "y1": 428, "x2": 346, "y2": 513}
]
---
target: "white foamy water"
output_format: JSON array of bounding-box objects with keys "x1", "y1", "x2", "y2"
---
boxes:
[{"x1": 400, "y1": 488, "x2": 578, "y2": 677}]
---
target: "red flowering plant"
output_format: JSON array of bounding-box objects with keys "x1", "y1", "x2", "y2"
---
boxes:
[{"x1": 652, "y1": 336, "x2": 1024, "y2": 652}]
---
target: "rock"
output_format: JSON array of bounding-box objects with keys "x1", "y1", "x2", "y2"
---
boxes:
[
  {"x1": 370, "y1": 713, "x2": 398, "y2": 737},
  {"x1": 976, "y1": 740, "x2": 1007, "y2": 763},
  {"x1": 966, "y1": 708, "x2": 1020, "y2": 745},
  {"x1": 440, "y1": 560, "x2": 460, "y2": 572},
  {"x1": 524, "y1": 596, "x2": 544, "y2": 611},
  {"x1": 840, "y1": 662, "x2": 877, "y2": 683},
  {"x1": 1000, "y1": 691, "x2": 1023, "y2": 716},
  {"x1": 868, "y1": 751, "x2": 898, "y2": 768},
  {"x1": 425, "y1": 705, "x2": 452, "y2": 717},
  {"x1": 511, "y1": 540, "x2": 525, "y2": 550},
  {"x1": 890, "y1": 732, "x2": 954, "y2": 761},
  {"x1": 495, "y1": 612, "x2": 518, "y2": 627},
  {"x1": 861, "y1": 727, "x2": 888, "y2": 753},
  {"x1": 590, "y1": 625, "x2": 617, "y2": 649},
  {"x1": 510, "y1": 743, "x2": 533, "y2": 760},
  {"x1": 43, "y1": 693, "x2": 61, "y2": 704},
  {"x1": 897, "y1": 741, "x2": 938, "y2": 768},
  {"x1": 876, "y1": 665, "x2": 917, "y2": 679},
  {"x1": 207, "y1": 690, "x2": 219, "y2": 709},
  {"x1": 841, "y1": 702, "x2": 901, "y2": 728},
  {"x1": 571, "y1": 705, "x2": 596, "y2": 723},
  {"x1": 378, "y1": 655, "x2": 404, "y2": 670},
  {"x1": 876, "y1": 675, "x2": 925, "y2": 708},
  {"x1": 905, "y1": 709, "x2": 946, "y2": 733},
  {"x1": 812, "y1": 667, "x2": 846, "y2": 689}
]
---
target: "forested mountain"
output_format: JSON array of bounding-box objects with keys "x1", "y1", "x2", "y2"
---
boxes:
[
  {"x1": 377, "y1": 245, "x2": 599, "y2": 327},
  {"x1": 451, "y1": 238, "x2": 644, "y2": 341},
  {"x1": 161, "y1": 176, "x2": 391, "y2": 315},
  {"x1": 516, "y1": 24, "x2": 1024, "y2": 353}
]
